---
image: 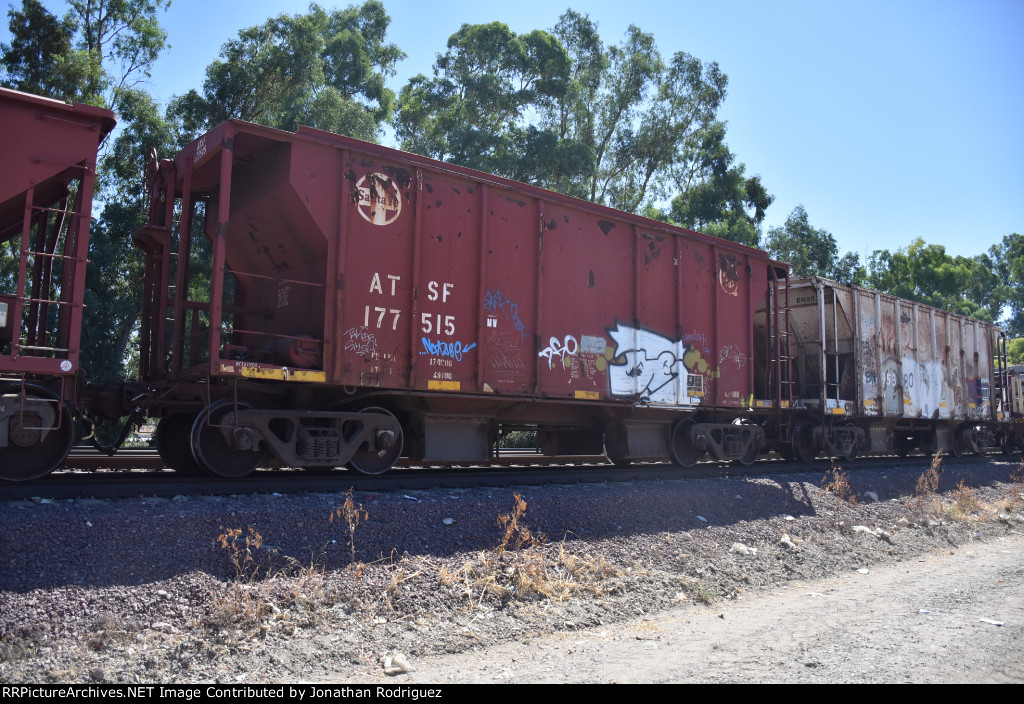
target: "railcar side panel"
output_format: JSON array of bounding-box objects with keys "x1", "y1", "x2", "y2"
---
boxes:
[
  {"x1": 479, "y1": 190, "x2": 539, "y2": 396},
  {"x1": 791, "y1": 278, "x2": 996, "y2": 422}
]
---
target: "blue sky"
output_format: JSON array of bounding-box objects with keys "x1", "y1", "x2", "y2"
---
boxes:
[{"x1": 4, "y1": 0, "x2": 1021, "y2": 261}]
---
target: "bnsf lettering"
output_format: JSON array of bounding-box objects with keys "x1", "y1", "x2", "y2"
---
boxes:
[{"x1": 794, "y1": 293, "x2": 833, "y2": 305}]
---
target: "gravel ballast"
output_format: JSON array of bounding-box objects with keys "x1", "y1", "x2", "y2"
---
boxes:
[{"x1": 1, "y1": 456, "x2": 1022, "y2": 683}]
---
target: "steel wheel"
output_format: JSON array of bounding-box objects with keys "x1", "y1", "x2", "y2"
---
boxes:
[
  {"x1": 919, "y1": 431, "x2": 938, "y2": 455},
  {"x1": 0, "y1": 384, "x2": 74, "y2": 481},
  {"x1": 347, "y1": 407, "x2": 403, "y2": 475},
  {"x1": 155, "y1": 414, "x2": 206, "y2": 475},
  {"x1": 670, "y1": 419, "x2": 704, "y2": 467},
  {"x1": 1002, "y1": 434, "x2": 1019, "y2": 456},
  {"x1": 604, "y1": 422, "x2": 631, "y2": 467},
  {"x1": 191, "y1": 401, "x2": 266, "y2": 478},
  {"x1": 843, "y1": 423, "x2": 860, "y2": 461},
  {"x1": 733, "y1": 420, "x2": 760, "y2": 465},
  {"x1": 893, "y1": 434, "x2": 915, "y2": 457},
  {"x1": 792, "y1": 423, "x2": 818, "y2": 463},
  {"x1": 950, "y1": 429, "x2": 966, "y2": 458}
]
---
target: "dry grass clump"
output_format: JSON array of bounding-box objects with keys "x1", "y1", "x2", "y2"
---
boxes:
[
  {"x1": 946, "y1": 479, "x2": 984, "y2": 520},
  {"x1": 909, "y1": 451, "x2": 944, "y2": 515},
  {"x1": 1010, "y1": 462, "x2": 1024, "y2": 505},
  {"x1": 905, "y1": 453, "x2": 1023, "y2": 523},
  {"x1": 85, "y1": 613, "x2": 133, "y2": 653},
  {"x1": 440, "y1": 493, "x2": 621, "y2": 606},
  {"x1": 677, "y1": 578, "x2": 717, "y2": 605},
  {"x1": 822, "y1": 462, "x2": 857, "y2": 506},
  {"x1": 208, "y1": 492, "x2": 371, "y2": 640}
]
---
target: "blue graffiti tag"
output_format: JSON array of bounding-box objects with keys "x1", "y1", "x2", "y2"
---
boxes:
[
  {"x1": 421, "y1": 338, "x2": 478, "y2": 361},
  {"x1": 483, "y1": 289, "x2": 531, "y2": 341}
]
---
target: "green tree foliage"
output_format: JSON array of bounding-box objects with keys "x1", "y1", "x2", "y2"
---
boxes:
[
  {"x1": 0, "y1": 0, "x2": 94, "y2": 99},
  {"x1": 1006, "y1": 337, "x2": 1024, "y2": 366},
  {"x1": 84, "y1": 88, "x2": 181, "y2": 382},
  {"x1": 68, "y1": 0, "x2": 170, "y2": 111},
  {"x1": 396, "y1": 11, "x2": 740, "y2": 220},
  {"x1": 865, "y1": 238, "x2": 997, "y2": 321},
  {"x1": 764, "y1": 206, "x2": 864, "y2": 284},
  {"x1": 1, "y1": 0, "x2": 170, "y2": 113},
  {"x1": 988, "y1": 233, "x2": 1024, "y2": 336},
  {"x1": 669, "y1": 159, "x2": 773, "y2": 247},
  {"x1": 395, "y1": 21, "x2": 577, "y2": 183},
  {"x1": 168, "y1": 1, "x2": 404, "y2": 141}
]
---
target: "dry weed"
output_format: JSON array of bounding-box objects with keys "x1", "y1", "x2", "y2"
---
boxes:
[
  {"x1": 330, "y1": 488, "x2": 369, "y2": 567},
  {"x1": 439, "y1": 494, "x2": 621, "y2": 606},
  {"x1": 496, "y1": 492, "x2": 545, "y2": 552},
  {"x1": 216, "y1": 526, "x2": 264, "y2": 581},
  {"x1": 908, "y1": 451, "x2": 944, "y2": 515},
  {"x1": 1010, "y1": 461, "x2": 1024, "y2": 506},
  {"x1": 948, "y1": 480, "x2": 983, "y2": 520},
  {"x1": 822, "y1": 462, "x2": 857, "y2": 506}
]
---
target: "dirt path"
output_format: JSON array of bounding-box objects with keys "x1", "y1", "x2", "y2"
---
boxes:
[{"x1": 326, "y1": 535, "x2": 1024, "y2": 684}]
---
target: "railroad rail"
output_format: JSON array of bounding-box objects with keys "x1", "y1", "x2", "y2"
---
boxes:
[{"x1": 2, "y1": 447, "x2": 1004, "y2": 501}]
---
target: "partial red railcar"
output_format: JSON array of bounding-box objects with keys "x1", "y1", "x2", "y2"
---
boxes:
[
  {"x1": 123, "y1": 119, "x2": 793, "y2": 477},
  {"x1": 0, "y1": 87, "x2": 115, "y2": 480}
]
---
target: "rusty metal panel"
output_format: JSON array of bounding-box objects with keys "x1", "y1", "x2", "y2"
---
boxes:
[
  {"x1": 789, "y1": 276, "x2": 998, "y2": 423},
  {"x1": 536, "y1": 203, "x2": 635, "y2": 401}
]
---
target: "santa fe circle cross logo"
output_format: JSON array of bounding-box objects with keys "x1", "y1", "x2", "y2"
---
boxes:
[{"x1": 356, "y1": 173, "x2": 401, "y2": 226}]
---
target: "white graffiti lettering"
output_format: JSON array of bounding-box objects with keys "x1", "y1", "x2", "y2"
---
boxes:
[
  {"x1": 538, "y1": 335, "x2": 578, "y2": 369},
  {"x1": 343, "y1": 326, "x2": 378, "y2": 357}
]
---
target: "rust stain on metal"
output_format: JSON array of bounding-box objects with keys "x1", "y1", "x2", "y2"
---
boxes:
[
  {"x1": 718, "y1": 253, "x2": 740, "y2": 296},
  {"x1": 642, "y1": 232, "x2": 664, "y2": 265},
  {"x1": 383, "y1": 165, "x2": 411, "y2": 188}
]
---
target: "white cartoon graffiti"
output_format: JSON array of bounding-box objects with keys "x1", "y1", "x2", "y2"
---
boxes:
[{"x1": 606, "y1": 324, "x2": 692, "y2": 404}]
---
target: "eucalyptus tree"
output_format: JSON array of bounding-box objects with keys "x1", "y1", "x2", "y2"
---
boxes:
[
  {"x1": 987, "y1": 233, "x2": 1023, "y2": 335},
  {"x1": 168, "y1": 0, "x2": 404, "y2": 141},
  {"x1": 866, "y1": 238, "x2": 996, "y2": 321},
  {"x1": 764, "y1": 206, "x2": 865, "y2": 285},
  {"x1": 396, "y1": 11, "x2": 738, "y2": 220},
  {"x1": 395, "y1": 21, "x2": 577, "y2": 183}
]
